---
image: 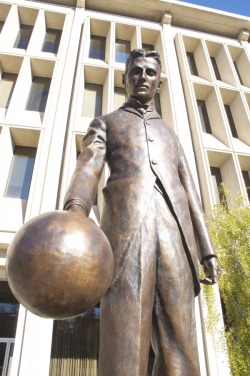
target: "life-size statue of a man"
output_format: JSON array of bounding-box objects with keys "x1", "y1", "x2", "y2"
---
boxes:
[{"x1": 64, "y1": 49, "x2": 221, "y2": 376}]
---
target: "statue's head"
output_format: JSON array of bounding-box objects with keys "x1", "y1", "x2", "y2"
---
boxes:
[{"x1": 122, "y1": 49, "x2": 162, "y2": 105}]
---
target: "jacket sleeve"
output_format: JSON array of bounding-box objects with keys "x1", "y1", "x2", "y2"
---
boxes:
[
  {"x1": 63, "y1": 117, "x2": 106, "y2": 215},
  {"x1": 178, "y1": 141, "x2": 217, "y2": 263}
]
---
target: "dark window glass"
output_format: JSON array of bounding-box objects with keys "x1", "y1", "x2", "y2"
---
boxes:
[
  {"x1": 0, "y1": 73, "x2": 17, "y2": 108},
  {"x1": 233, "y1": 62, "x2": 243, "y2": 85},
  {"x1": 82, "y1": 83, "x2": 103, "y2": 117},
  {"x1": 154, "y1": 93, "x2": 162, "y2": 117},
  {"x1": 224, "y1": 105, "x2": 238, "y2": 138},
  {"x1": 210, "y1": 56, "x2": 221, "y2": 80},
  {"x1": 186, "y1": 52, "x2": 198, "y2": 76},
  {"x1": 142, "y1": 43, "x2": 154, "y2": 51},
  {"x1": 42, "y1": 28, "x2": 61, "y2": 53},
  {"x1": 89, "y1": 35, "x2": 106, "y2": 60},
  {"x1": 242, "y1": 171, "x2": 250, "y2": 201},
  {"x1": 197, "y1": 100, "x2": 212, "y2": 134},
  {"x1": 93, "y1": 194, "x2": 98, "y2": 206},
  {"x1": 49, "y1": 306, "x2": 156, "y2": 375},
  {"x1": 0, "y1": 281, "x2": 19, "y2": 337},
  {"x1": 0, "y1": 21, "x2": 4, "y2": 33},
  {"x1": 26, "y1": 77, "x2": 51, "y2": 112},
  {"x1": 5, "y1": 146, "x2": 36, "y2": 199},
  {"x1": 49, "y1": 307, "x2": 100, "y2": 375},
  {"x1": 0, "y1": 282, "x2": 19, "y2": 376},
  {"x1": 14, "y1": 24, "x2": 33, "y2": 49},
  {"x1": 115, "y1": 39, "x2": 130, "y2": 63},
  {"x1": 210, "y1": 167, "x2": 226, "y2": 204}
]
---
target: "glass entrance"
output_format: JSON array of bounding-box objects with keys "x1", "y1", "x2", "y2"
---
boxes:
[
  {"x1": 49, "y1": 307, "x2": 100, "y2": 376},
  {"x1": 0, "y1": 281, "x2": 19, "y2": 376}
]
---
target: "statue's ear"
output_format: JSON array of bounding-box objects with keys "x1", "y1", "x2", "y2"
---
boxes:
[
  {"x1": 122, "y1": 74, "x2": 126, "y2": 87},
  {"x1": 156, "y1": 80, "x2": 162, "y2": 93}
]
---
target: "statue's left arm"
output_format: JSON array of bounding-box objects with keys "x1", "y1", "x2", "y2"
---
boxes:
[
  {"x1": 178, "y1": 142, "x2": 221, "y2": 284},
  {"x1": 63, "y1": 117, "x2": 107, "y2": 216}
]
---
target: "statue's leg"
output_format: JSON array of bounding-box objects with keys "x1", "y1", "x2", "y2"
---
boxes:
[
  {"x1": 98, "y1": 191, "x2": 159, "y2": 376},
  {"x1": 151, "y1": 190, "x2": 200, "y2": 376}
]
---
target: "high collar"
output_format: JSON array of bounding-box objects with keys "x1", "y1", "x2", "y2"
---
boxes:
[{"x1": 120, "y1": 98, "x2": 161, "y2": 119}]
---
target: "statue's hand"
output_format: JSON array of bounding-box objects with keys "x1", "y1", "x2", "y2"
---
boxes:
[{"x1": 200, "y1": 257, "x2": 222, "y2": 285}]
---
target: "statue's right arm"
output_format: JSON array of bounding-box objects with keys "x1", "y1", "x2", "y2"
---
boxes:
[{"x1": 63, "y1": 117, "x2": 107, "y2": 216}]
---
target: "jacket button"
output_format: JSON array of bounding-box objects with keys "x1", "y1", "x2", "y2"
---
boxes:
[
  {"x1": 148, "y1": 137, "x2": 154, "y2": 142},
  {"x1": 152, "y1": 160, "x2": 157, "y2": 165}
]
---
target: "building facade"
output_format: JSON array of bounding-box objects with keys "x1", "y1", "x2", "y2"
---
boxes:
[{"x1": 0, "y1": 0, "x2": 249, "y2": 375}]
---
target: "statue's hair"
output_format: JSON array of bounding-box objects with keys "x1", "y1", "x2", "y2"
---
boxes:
[{"x1": 125, "y1": 49, "x2": 162, "y2": 74}]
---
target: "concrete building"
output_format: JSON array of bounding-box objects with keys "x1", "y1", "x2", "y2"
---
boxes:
[{"x1": 0, "y1": 0, "x2": 249, "y2": 375}]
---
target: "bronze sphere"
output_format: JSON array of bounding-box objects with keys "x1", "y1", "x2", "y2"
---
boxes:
[{"x1": 6, "y1": 210, "x2": 114, "y2": 319}]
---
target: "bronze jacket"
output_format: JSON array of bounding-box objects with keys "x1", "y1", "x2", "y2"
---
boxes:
[{"x1": 64, "y1": 103, "x2": 216, "y2": 296}]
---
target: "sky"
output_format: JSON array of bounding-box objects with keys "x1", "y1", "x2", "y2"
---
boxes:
[{"x1": 179, "y1": 0, "x2": 250, "y2": 17}]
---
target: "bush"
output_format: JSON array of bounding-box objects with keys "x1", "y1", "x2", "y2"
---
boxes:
[{"x1": 206, "y1": 195, "x2": 250, "y2": 376}]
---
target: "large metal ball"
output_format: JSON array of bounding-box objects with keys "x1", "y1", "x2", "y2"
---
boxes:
[{"x1": 6, "y1": 210, "x2": 114, "y2": 319}]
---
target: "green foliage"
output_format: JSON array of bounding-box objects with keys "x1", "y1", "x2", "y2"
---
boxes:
[{"x1": 206, "y1": 193, "x2": 250, "y2": 376}]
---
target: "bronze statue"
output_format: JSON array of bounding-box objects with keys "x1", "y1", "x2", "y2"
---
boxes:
[{"x1": 64, "y1": 49, "x2": 221, "y2": 376}]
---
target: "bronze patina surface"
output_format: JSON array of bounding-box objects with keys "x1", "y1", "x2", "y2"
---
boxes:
[
  {"x1": 63, "y1": 49, "x2": 222, "y2": 375},
  {"x1": 6, "y1": 210, "x2": 114, "y2": 319}
]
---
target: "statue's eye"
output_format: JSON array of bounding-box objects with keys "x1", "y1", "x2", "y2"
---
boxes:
[{"x1": 146, "y1": 69, "x2": 156, "y2": 76}]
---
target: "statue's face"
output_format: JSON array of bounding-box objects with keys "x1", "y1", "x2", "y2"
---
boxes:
[{"x1": 123, "y1": 56, "x2": 161, "y2": 104}]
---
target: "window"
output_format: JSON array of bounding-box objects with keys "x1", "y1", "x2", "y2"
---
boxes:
[
  {"x1": 154, "y1": 93, "x2": 162, "y2": 117},
  {"x1": 0, "y1": 282, "x2": 19, "y2": 376},
  {"x1": 210, "y1": 167, "x2": 225, "y2": 204},
  {"x1": 115, "y1": 39, "x2": 130, "y2": 63},
  {"x1": 26, "y1": 77, "x2": 51, "y2": 112},
  {"x1": 186, "y1": 52, "x2": 198, "y2": 76},
  {"x1": 0, "y1": 73, "x2": 17, "y2": 108},
  {"x1": 93, "y1": 194, "x2": 98, "y2": 206},
  {"x1": 224, "y1": 105, "x2": 238, "y2": 138},
  {"x1": 114, "y1": 87, "x2": 125, "y2": 110},
  {"x1": 242, "y1": 171, "x2": 250, "y2": 201},
  {"x1": 5, "y1": 146, "x2": 36, "y2": 199},
  {"x1": 14, "y1": 24, "x2": 33, "y2": 49},
  {"x1": 233, "y1": 62, "x2": 243, "y2": 85},
  {"x1": 82, "y1": 83, "x2": 103, "y2": 117},
  {"x1": 42, "y1": 28, "x2": 61, "y2": 53},
  {"x1": 210, "y1": 56, "x2": 221, "y2": 80},
  {"x1": 89, "y1": 35, "x2": 105, "y2": 60},
  {"x1": 197, "y1": 100, "x2": 212, "y2": 134},
  {"x1": 49, "y1": 307, "x2": 100, "y2": 375},
  {"x1": 0, "y1": 21, "x2": 4, "y2": 33},
  {"x1": 142, "y1": 43, "x2": 154, "y2": 51}
]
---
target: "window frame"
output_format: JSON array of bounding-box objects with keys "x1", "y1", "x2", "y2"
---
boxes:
[
  {"x1": 0, "y1": 73, "x2": 17, "y2": 108},
  {"x1": 210, "y1": 56, "x2": 221, "y2": 81},
  {"x1": 233, "y1": 62, "x2": 243, "y2": 85},
  {"x1": 4, "y1": 146, "x2": 36, "y2": 200},
  {"x1": 82, "y1": 83, "x2": 103, "y2": 118},
  {"x1": 89, "y1": 35, "x2": 106, "y2": 60},
  {"x1": 210, "y1": 167, "x2": 226, "y2": 204},
  {"x1": 186, "y1": 52, "x2": 198, "y2": 76},
  {"x1": 242, "y1": 170, "x2": 250, "y2": 201},
  {"x1": 197, "y1": 100, "x2": 212, "y2": 134},
  {"x1": 115, "y1": 39, "x2": 130, "y2": 64},
  {"x1": 14, "y1": 24, "x2": 33, "y2": 50},
  {"x1": 42, "y1": 28, "x2": 62, "y2": 54},
  {"x1": 224, "y1": 104, "x2": 238, "y2": 138},
  {"x1": 25, "y1": 76, "x2": 51, "y2": 112},
  {"x1": 0, "y1": 20, "x2": 4, "y2": 33}
]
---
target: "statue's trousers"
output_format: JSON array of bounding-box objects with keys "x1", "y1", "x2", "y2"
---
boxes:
[{"x1": 98, "y1": 187, "x2": 200, "y2": 376}]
